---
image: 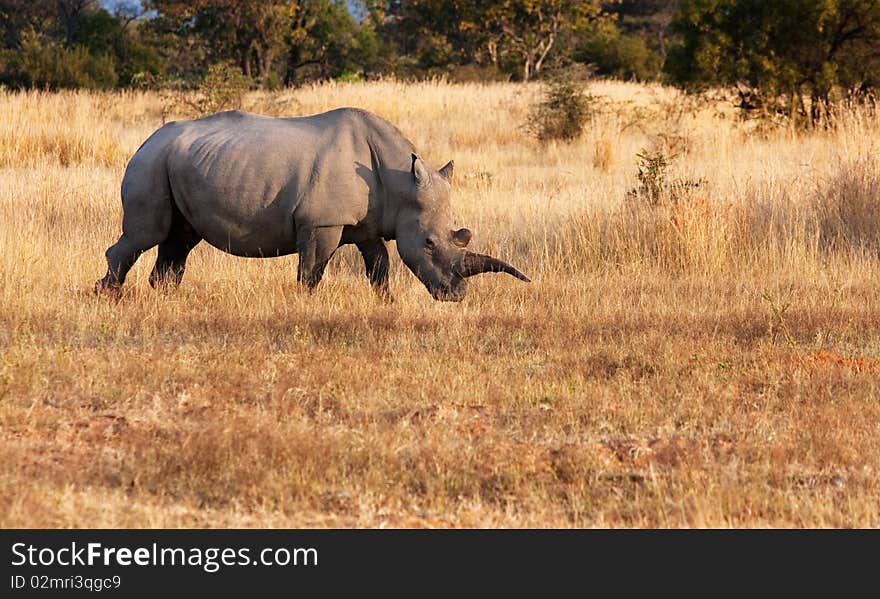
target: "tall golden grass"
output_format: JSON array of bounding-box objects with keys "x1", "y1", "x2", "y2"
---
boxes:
[{"x1": 2, "y1": 80, "x2": 880, "y2": 527}]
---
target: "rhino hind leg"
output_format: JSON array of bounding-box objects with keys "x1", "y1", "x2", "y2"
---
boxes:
[
  {"x1": 149, "y1": 205, "x2": 202, "y2": 288},
  {"x1": 95, "y1": 234, "x2": 146, "y2": 294},
  {"x1": 296, "y1": 225, "x2": 344, "y2": 290},
  {"x1": 357, "y1": 239, "x2": 392, "y2": 302},
  {"x1": 96, "y1": 172, "x2": 174, "y2": 295}
]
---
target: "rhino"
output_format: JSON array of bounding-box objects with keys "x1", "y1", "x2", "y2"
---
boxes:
[{"x1": 95, "y1": 108, "x2": 529, "y2": 301}]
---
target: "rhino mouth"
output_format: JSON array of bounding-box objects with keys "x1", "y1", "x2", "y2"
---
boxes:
[{"x1": 428, "y1": 276, "x2": 468, "y2": 302}]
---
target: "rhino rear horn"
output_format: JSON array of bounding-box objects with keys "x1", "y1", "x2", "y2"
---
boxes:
[{"x1": 457, "y1": 251, "x2": 531, "y2": 282}]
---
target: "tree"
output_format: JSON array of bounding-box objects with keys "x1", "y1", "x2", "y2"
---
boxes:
[
  {"x1": 286, "y1": 0, "x2": 381, "y2": 83},
  {"x1": 148, "y1": 0, "x2": 377, "y2": 86},
  {"x1": 57, "y1": 0, "x2": 98, "y2": 46},
  {"x1": 599, "y1": 0, "x2": 677, "y2": 73},
  {"x1": 1, "y1": 29, "x2": 118, "y2": 88},
  {"x1": 0, "y1": 0, "x2": 161, "y2": 89},
  {"x1": 667, "y1": 0, "x2": 880, "y2": 122},
  {"x1": 148, "y1": 1, "x2": 294, "y2": 84},
  {"x1": 375, "y1": 0, "x2": 612, "y2": 80},
  {"x1": 0, "y1": 1, "x2": 55, "y2": 49},
  {"x1": 369, "y1": 0, "x2": 493, "y2": 76},
  {"x1": 576, "y1": 17, "x2": 662, "y2": 80},
  {"x1": 605, "y1": 0, "x2": 678, "y2": 63},
  {"x1": 74, "y1": 5, "x2": 162, "y2": 85},
  {"x1": 486, "y1": 0, "x2": 608, "y2": 81}
]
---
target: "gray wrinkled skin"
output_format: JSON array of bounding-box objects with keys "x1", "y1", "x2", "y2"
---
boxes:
[{"x1": 96, "y1": 108, "x2": 529, "y2": 301}]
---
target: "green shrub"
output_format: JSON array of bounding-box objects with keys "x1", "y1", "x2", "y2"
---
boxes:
[
  {"x1": 630, "y1": 147, "x2": 707, "y2": 207},
  {"x1": 161, "y1": 62, "x2": 252, "y2": 119},
  {"x1": 577, "y1": 24, "x2": 662, "y2": 81},
  {"x1": 0, "y1": 31, "x2": 117, "y2": 90},
  {"x1": 634, "y1": 149, "x2": 670, "y2": 205},
  {"x1": 527, "y1": 76, "x2": 593, "y2": 142}
]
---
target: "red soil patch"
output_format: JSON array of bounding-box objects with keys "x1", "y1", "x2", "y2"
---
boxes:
[{"x1": 807, "y1": 351, "x2": 879, "y2": 374}]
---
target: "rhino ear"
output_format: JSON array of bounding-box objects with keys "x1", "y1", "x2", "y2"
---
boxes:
[
  {"x1": 411, "y1": 153, "x2": 431, "y2": 188},
  {"x1": 439, "y1": 160, "x2": 454, "y2": 182},
  {"x1": 452, "y1": 227, "x2": 472, "y2": 247}
]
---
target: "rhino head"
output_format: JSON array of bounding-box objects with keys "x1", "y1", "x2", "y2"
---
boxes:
[{"x1": 395, "y1": 154, "x2": 530, "y2": 302}]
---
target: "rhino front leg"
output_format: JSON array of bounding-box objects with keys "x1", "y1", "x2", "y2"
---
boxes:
[
  {"x1": 296, "y1": 225, "x2": 344, "y2": 291},
  {"x1": 357, "y1": 239, "x2": 392, "y2": 302}
]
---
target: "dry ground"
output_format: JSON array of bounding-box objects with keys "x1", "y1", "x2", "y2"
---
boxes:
[{"x1": 1, "y1": 81, "x2": 879, "y2": 527}]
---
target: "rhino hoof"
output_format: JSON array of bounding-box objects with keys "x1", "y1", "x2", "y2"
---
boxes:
[{"x1": 94, "y1": 279, "x2": 122, "y2": 299}]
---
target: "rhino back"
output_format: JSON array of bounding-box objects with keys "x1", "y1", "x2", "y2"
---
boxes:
[{"x1": 153, "y1": 110, "x2": 379, "y2": 257}]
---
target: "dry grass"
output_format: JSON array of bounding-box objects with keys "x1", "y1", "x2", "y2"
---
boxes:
[{"x1": 2, "y1": 80, "x2": 880, "y2": 528}]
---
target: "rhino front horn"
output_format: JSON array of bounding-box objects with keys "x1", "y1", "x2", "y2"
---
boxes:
[{"x1": 456, "y1": 251, "x2": 531, "y2": 282}]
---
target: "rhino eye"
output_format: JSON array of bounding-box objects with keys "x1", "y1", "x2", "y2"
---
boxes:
[{"x1": 425, "y1": 238, "x2": 436, "y2": 250}]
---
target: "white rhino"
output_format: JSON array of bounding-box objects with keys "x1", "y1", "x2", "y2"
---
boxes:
[{"x1": 96, "y1": 108, "x2": 529, "y2": 301}]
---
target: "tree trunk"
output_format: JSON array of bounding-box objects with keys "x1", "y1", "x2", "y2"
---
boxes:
[
  {"x1": 487, "y1": 40, "x2": 498, "y2": 65},
  {"x1": 258, "y1": 47, "x2": 274, "y2": 85},
  {"x1": 241, "y1": 53, "x2": 252, "y2": 79},
  {"x1": 533, "y1": 30, "x2": 557, "y2": 76},
  {"x1": 57, "y1": 0, "x2": 92, "y2": 47}
]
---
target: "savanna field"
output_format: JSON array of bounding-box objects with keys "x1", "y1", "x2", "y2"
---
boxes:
[{"x1": 2, "y1": 80, "x2": 880, "y2": 527}]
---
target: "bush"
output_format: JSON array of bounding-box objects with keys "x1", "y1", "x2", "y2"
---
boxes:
[
  {"x1": 161, "y1": 62, "x2": 251, "y2": 119},
  {"x1": 630, "y1": 147, "x2": 707, "y2": 207},
  {"x1": 577, "y1": 24, "x2": 662, "y2": 81},
  {"x1": 527, "y1": 76, "x2": 593, "y2": 142},
  {"x1": 0, "y1": 31, "x2": 118, "y2": 90},
  {"x1": 633, "y1": 148, "x2": 670, "y2": 205}
]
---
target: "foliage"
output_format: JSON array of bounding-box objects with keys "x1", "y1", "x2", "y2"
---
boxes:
[
  {"x1": 484, "y1": 0, "x2": 608, "y2": 81},
  {"x1": 371, "y1": 0, "x2": 487, "y2": 73},
  {"x1": 634, "y1": 148, "x2": 670, "y2": 204},
  {"x1": 5, "y1": 0, "x2": 880, "y2": 101},
  {"x1": 527, "y1": 75, "x2": 594, "y2": 141},
  {"x1": 147, "y1": 0, "x2": 382, "y2": 86},
  {"x1": 146, "y1": 0, "x2": 293, "y2": 85},
  {"x1": 630, "y1": 145, "x2": 707, "y2": 206},
  {"x1": 603, "y1": 0, "x2": 678, "y2": 69},
  {"x1": 161, "y1": 62, "x2": 250, "y2": 119},
  {"x1": 379, "y1": 0, "x2": 610, "y2": 81},
  {"x1": 285, "y1": 0, "x2": 383, "y2": 84},
  {"x1": 666, "y1": 0, "x2": 880, "y2": 124},
  {"x1": 0, "y1": 30, "x2": 118, "y2": 89},
  {"x1": 576, "y1": 19, "x2": 662, "y2": 80},
  {"x1": 0, "y1": 0, "x2": 669, "y2": 89},
  {"x1": 0, "y1": 0, "x2": 160, "y2": 89}
]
